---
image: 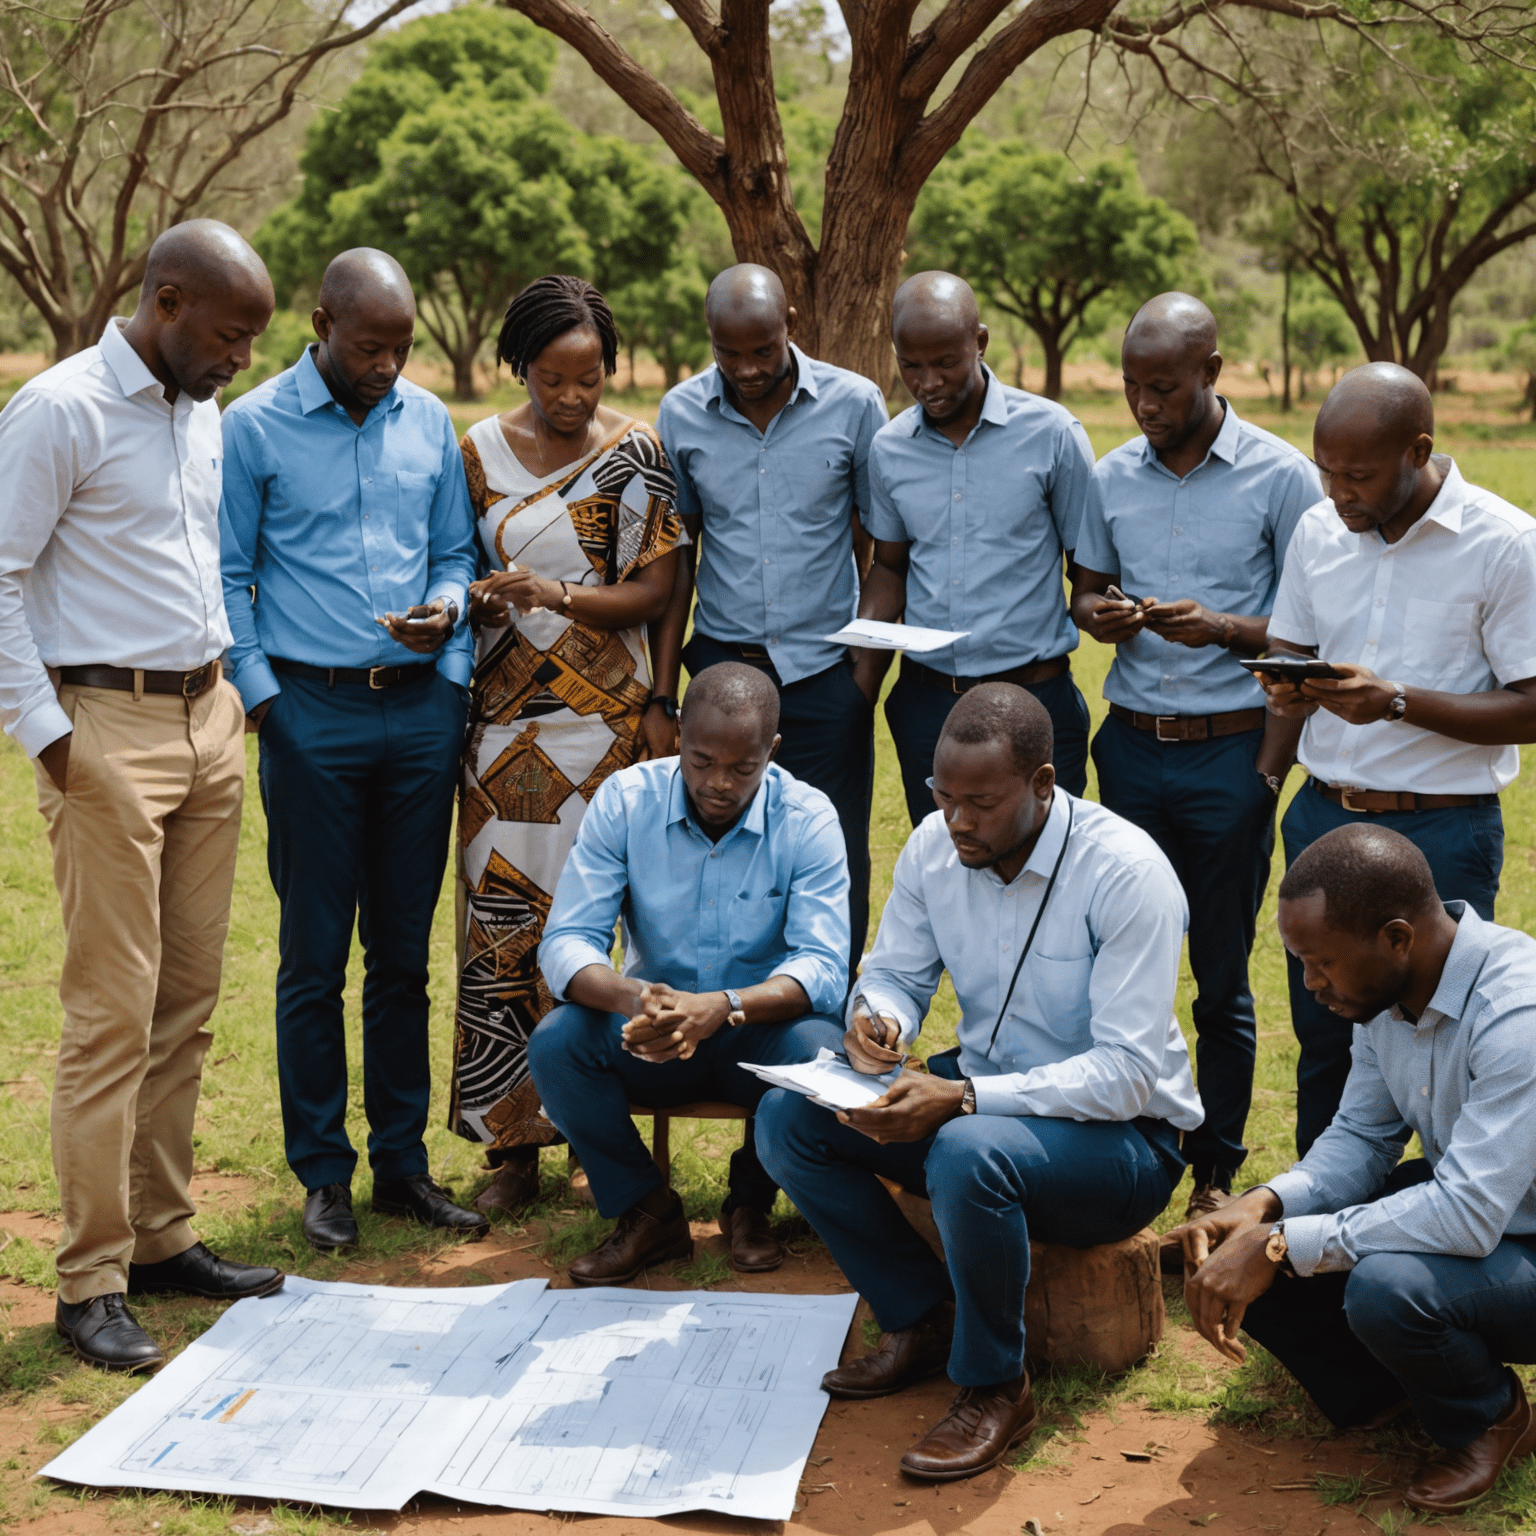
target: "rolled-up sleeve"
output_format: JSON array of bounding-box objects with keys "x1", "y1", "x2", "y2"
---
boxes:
[
  {"x1": 770, "y1": 807, "x2": 851, "y2": 1015},
  {"x1": 538, "y1": 776, "x2": 632, "y2": 1000}
]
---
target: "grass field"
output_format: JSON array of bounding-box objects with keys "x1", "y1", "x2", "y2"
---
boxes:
[{"x1": 3, "y1": 379, "x2": 1536, "y2": 1529}]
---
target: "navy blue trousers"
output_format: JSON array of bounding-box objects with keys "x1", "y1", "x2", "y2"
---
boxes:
[
  {"x1": 1282, "y1": 781, "x2": 1503, "y2": 1156},
  {"x1": 1092, "y1": 715, "x2": 1274, "y2": 1184},
  {"x1": 683, "y1": 635, "x2": 873, "y2": 971},
  {"x1": 527, "y1": 1004, "x2": 844, "y2": 1218},
  {"x1": 257, "y1": 668, "x2": 466, "y2": 1192},
  {"x1": 1243, "y1": 1161, "x2": 1536, "y2": 1448},
  {"x1": 885, "y1": 663, "x2": 1090, "y2": 828}
]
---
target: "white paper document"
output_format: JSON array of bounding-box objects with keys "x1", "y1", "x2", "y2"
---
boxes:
[
  {"x1": 42, "y1": 1276, "x2": 857, "y2": 1520},
  {"x1": 741, "y1": 1046, "x2": 901, "y2": 1110},
  {"x1": 823, "y1": 618, "x2": 969, "y2": 652}
]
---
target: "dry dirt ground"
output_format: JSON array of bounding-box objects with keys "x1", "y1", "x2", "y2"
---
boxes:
[{"x1": 0, "y1": 1179, "x2": 1479, "y2": 1536}]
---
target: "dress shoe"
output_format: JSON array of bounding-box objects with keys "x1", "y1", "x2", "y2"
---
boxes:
[
  {"x1": 569, "y1": 1192, "x2": 692, "y2": 1286},
  {"x1": 304, "y1": 1183, "x2": 359, "y2": 1253},
  {"x1": 475, "y1": 1151, "x2": 541, "y2": 1217},
  {"x1": 721, "y1": 1207, "x2": 783, "y2": 1272},
  {"x1": 56, "y1": 1294, "x2": 165, "y2": 1373},
  {"x1": 373, "y1": 1175, "x2": 490, "y2": 1236},
  {"x1": 128, "y1": 1241, "x2": 284, "y2": 1300},
  {"x1": 1406, "y1": 1372, "x2": 1536, "y2": 1514},
  {"x1": 821, "y1": 1301, "x2": 954, "y2": 1399},
  {"x1": 1161, "y1": 1181, "x2": 1235, "y2": 1274},
  {"x1": 899, "y1": 1373, "x2": 1040, "y2": 1481}
]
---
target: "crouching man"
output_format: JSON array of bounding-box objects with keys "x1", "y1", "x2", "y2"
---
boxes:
[
  {"x1": 757, "y1": 684, "x2": 1202, "y2": 1480},
  {"x1": 1173, "y1": 823, "x2": 1536, "y2": 1516}
]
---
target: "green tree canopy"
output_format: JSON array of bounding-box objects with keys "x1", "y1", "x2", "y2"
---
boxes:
[{"x1": 909, "y1": 146, "x2": 1198, "y2": 399}]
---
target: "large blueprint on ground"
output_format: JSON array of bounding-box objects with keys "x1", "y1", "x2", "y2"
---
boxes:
[{"x1": 41, "y1": 1276, "x2": 857, "y2": 1519}]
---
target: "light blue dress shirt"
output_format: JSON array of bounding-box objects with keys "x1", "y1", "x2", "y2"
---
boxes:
[
  {"x1": 656, "y1": 344, "x2": 888, "y2": 686},
  {"x1": 866, "y1": 367, "x2": 1099, "y2": 677},
  {"x1": 218, "y1": 346, "x2": 478, "y2": 711},
  {"x1": 538, "y1": 758, "x2": 850, "y2": 1015},
  {"x1": 855, "y1": 790, "x2": 1204, "y2": 1128},
  {"x1": 1267, "y1": 904, "x2": 1536, "y2": 1276},
  {"x1": 1076, "y1": 399, "x2": 1320, "y2": 715}
]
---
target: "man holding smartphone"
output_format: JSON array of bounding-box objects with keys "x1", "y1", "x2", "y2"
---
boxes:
[
  {"x1": 1261, "y1": 361, "x2": 1536, "y2": 1154},
  {"x1": 1070, "y1": 294, "x2": 1320, "y2": 1223}
]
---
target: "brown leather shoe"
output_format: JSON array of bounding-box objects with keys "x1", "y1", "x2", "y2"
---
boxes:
[
  {"x1": 821, "y1": 1301, "x2": 954, "y2": 1399},
  {"x1": 568, "y1": 1193, "x2": 692, "y2": 1286},
  {"x1": 899, "y1": 1373, "x2": 1039, "y2": 1481},
  {"x1": 721, "y1": 1207, "x2": 783, "y2": 1272},
  {"x1": 1161, "y1": 1182, "x2": 1236, "y2": 1274},
  {"x1": 1406, "y1": 1373, "x2": 1536, "y2": 1514},
  {"x1": 475, "y1": 1150, "x2": 541, "y2": 1217}
]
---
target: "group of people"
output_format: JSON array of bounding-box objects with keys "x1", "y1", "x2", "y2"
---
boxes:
[{"x1": 5, "y1": 212, "x2": 1536, "y2": 1511}]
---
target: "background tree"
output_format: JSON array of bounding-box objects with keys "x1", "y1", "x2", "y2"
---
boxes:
[
  {"x1": 0, "y1": 0, "x2": 424, "y2": 361},
  {"x1": 610, "y1": 260, "x2": 710, "y2": 389},
  {"x1": 910, "y1": 146, "x2": 1196, "y2": 399},
  {"x1": 1288, "y1": 290, "x2": 1353, "y2": 400}
]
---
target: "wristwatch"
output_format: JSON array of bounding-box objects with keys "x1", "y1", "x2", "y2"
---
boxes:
[
  {"x1": 1266, "y1": 1221, "x2": 1296, "y2": 1277},
  {"x1": 959, "y1": 1079, "x2": 977, "y2": 1115},
  {"x1": 648, "y1": 694, "x2": 679, "y2": 720},
  {"x1": 1386, "y1": 681, "x2": 1409, "y2": 721},
  {"x1": 723, "y1": 988, "x2": 747, "y2": 1028},
  {"x1": 1257, "y1": 770, "x2": 1282, "y2": 796}
]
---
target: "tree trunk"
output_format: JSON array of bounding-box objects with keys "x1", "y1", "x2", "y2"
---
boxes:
[
  {"x1": 1011, "y1": 341, "x2": 1026, "y2": 388},
  {"x1": 1280, "y1": 266, "x2": 1293, "y2": 413},
  {"x1": 449, "y1": 344, "x2": 480, "y2": 401},
  {"x1": 1040, "y1": 334, "x2": 1065, "y2": 402}
]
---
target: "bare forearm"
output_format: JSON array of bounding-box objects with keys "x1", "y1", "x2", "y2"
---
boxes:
[
  {"x1": 737, "y1": 975, "x2": 812, "y2": 1025},
  {"x1": 1255, "y1": 711, "x2": 1304, "y2": 780},
  {"x1": 649, "y1": 548, "x2": 694, "y2": 698},
  {"x1": 1221, "y1": 613, "x2": 1271, "y2": 657},
  {"x1": 857, "y1": 560, "x2": 906, "y2": 624},
  {"x1": 565, "y1": 964, "x2": 646, "y2": 1017},
  {"x1": 1398, "y1": 686, "x2": 1536, "y2": 746}
]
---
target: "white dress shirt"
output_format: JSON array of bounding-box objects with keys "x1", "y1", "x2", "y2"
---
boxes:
[
  {"x1": 855, "y1": 791, "x2": 1204, "y2": 1128},
  {"x1": 0, "y1": 320, "x2": 231, "y2": 758},
  {"x1": 1269, "y1": 458, "x2": 1536, "y2": 794}
]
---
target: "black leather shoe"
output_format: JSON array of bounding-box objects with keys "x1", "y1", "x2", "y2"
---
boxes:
[
  {"x1": 372, "y1": 1175, "x2": 489, "y2": 1237},
  {"x1": 128, "y1": 1241, "x2": 285, "y2": 1300},
  {"x1": 304, "y1": 1183, "x2": 359, "y2": 1253},
  {"x1": 56, "y1": 1293, "x2": 165, "y2": 1373}
]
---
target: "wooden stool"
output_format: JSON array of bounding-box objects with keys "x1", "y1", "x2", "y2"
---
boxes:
[{"x1": 628, "y1": 1102, "x2": 747, "y2": 1186}]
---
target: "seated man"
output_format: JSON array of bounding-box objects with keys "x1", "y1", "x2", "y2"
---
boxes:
[
  {"x1": 1174, "y1": 824, "x2": 1536, "y2": 1516},
  {"x1": 529, "y1": 661, "x2": 849, "y2": 1282},
  {"x1": 757, "y1": 684, "x2": 1202, "y2": 1481}
]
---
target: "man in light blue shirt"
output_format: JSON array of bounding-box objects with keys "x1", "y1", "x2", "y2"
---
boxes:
[
  {"x1": 856, "y1": 273, "x2": 1100, "y2": 822},
  {"x1": 219, "y1": 249, "x2": 483, "y2": 1252},
  {"x1": 530, "y1": 663, "x2": 849, "y2": 1282},
  {"x1": 653, "y1": 265, "x2": 888, "y2": 966},
  {"x1": 1071, "y1": 294, "x2": 1320, "y2": 1220},
  {"x1": 1176, "y1": 824, "x2": 1536, "y2": 1516},
  {"x1": 758, "y1": 685, "x2": 1200, "y2": 1482}
]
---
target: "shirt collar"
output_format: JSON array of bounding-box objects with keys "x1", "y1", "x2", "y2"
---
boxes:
[
  {"x1": 706, "y1": 342, "x2": 819, "y2": 418},
  {"x1": 903, "y1": 364, "x2": 1008, "y2": 439},
  {"x1": 1414, "y1": 901, "x2": 1484, "y2": 1027},
  {"x1": 294, "y1": 343, "x2": 403, "y2": 419},
  {"x1": 1419, "y1": 455, "x2": 1468, "y2": 536},
  {"x1": 665, "y1": 761, "x2": 771, "y2": 842},
  {"x1": 1137, "y1": 395, "x2": 1241, "y2": 469},
  {"x1": 97, "y1": 318, "x2": 164, "y2": 401},
  {"x1": 979, "y1": 788, "x2": 1070, "y2": 887}
]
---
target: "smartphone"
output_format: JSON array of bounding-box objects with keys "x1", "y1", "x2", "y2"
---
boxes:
[
  {"x1": 1104, "y1": 584, "x2": 1144, "y2": 606},
  {"x1": 1240, "y1": 657, "x2": 1347, "y2": 681}
]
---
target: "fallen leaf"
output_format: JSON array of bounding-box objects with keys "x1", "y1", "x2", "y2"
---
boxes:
[
  {"x1": 1079, "y1": 1491, "x2": 1102, "y2": 1506},
  {"x1": 810, "y1": 1455, "x2": 833, "y2": 1466},
  {"x1": 1120, "y1": 1450, "x2": 1153, "y2": 1462}
]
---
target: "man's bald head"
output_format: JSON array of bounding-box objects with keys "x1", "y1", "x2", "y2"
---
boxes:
[
  {"x1": 703, "y1": 264, "x2": 796, "y2": 410},
  {"x1": 704, "y1": 264, "x2": 788, "y2": 329},
  {"x1": 140, "y1": 218, "x2": 272, "y2": 309},
  {"x1": 1120, "y1": 292, "x2": 1223, "y2": 461},
  {"x1": 1124, "y1": 292, "x2": 1218, "y2": 367},
  {"x1": 318, "y1": 248, "x2": 416, "y2": 326},
  {"x1": 312, "y1": 249, "x2": 417, "y2": 420},
  {"x1": 891, "y1": 271, "x2": 980, "y2": 339},
  {"x1": 1315, "y1": 363, "x2": 1434, "y2": 451},
  {"x1": 891, "y1": 272, "x2": 988, "y2": 430}
]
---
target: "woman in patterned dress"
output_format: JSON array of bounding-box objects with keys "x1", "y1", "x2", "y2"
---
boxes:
[{"x1": 451, "y1": 276, "x2": 686, "y2": 1214}]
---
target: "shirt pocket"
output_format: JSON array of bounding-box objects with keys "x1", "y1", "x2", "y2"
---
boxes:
[
  {"x1": 1021, "y1": 952, "x2": 1094, "y2": 1046},
  {"x1": 1401, "y1": 598, "x2": 1476, "y2": 689},
  {"x1": 730, "y1": 883, "x2": 786, "y2": 967},
  {"x1": 394, "y1": 470, "x2": 437, "y2": 561}
]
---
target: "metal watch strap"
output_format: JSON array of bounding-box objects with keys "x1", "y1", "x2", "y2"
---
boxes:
[
  {"x1": 960, "y1": 1079, "x2": 977, "y2": 1115},
  {"x1": 724, "y1": 988, "x2": 746, "y2": 1027},
  {"x1": 1387, "y1": 681, "x2": 1409, "y2": 720}
]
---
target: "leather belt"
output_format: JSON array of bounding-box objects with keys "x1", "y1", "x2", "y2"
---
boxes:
[
  {"x1": 903, "y1": 654, "x2": 1070, "y2": 694},
  {"x1": 1310, "y1": 778, "x2": 1499, "y2": 813},
  {"x1": 1109, "y1": 703, "x2": 1267, "y2": 741},
  {"x1": 271, "y1": 658, "x2": 436, "y2": 690},
  {"x1": 699, "y1": 639, "x2": 775, "y2": 667},
  {"x1": 60, "y1": 661, "x2": 219, "y2": 698}
]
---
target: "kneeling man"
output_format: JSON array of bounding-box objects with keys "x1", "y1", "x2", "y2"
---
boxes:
[
  {"x1": 757, "y1": 684, "x2": 1202, "y2": 1480},
  {"x1": 1175, "y1": 824, "x2": 1536, "y2": 1515},
  {"x1": 530, "y1": 662, "x2": 849, "y2": 1281}
]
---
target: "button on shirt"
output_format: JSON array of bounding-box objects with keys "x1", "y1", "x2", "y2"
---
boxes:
[
  {"x1": 1268, "y1": 904, "x2": 1536, "y2": 1275},
  {"x1": 1268, "y1": 457, "x2": 1536, "y2": 794},
  {"x1": 867, "y1": 368, "x2": 1099, "y2": 677},
  {"x1": 538, "y1": 759, "x2": 850, "y2": 1012},
  {"x1": 0, "y1": 320, "x2": 231, "y2": 758},
  {"x1": 855, "y1": 791, "x2": 1203, "y2": 1127},
  {"x1": 218, "y1": 347, "x2": 478, "y2": 711},
  {"x1": 1077, "y1": 399, "x2": 1320, "y2": 715},
  {"x1": 656, "y1": 344, "x2": 888, "y2": 685}
]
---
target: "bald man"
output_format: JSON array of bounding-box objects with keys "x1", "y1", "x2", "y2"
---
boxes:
[
  {"x1": 1258, "y1": 363, "x2": 1536, "y2": 1154},
  {"x1": 858, "y1": 272, "x2": 1099, "y2": 822},
  {"x1": 653, "y1": 264, "x2": 887, "y2": 974},
  {"x1": 1070, "y1": 295, "x2": 1321, "y2": 1223},
  {"x1": 220, "y1": 247, "x2": 485, "y2": 1252},
  {"x1": 0, "y1": 220, "x2": 283, "y2": 1371}
]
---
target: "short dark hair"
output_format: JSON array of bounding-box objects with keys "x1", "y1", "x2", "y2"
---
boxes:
[
  {"x1": 679, "y1": 663, "x2": 780, "y2": 739},
  {"x1": 1278, "y1": 824, "x2": 1439, "y2": 936},
  {"x1": 937, "y1": 682, "x2": 1052, "y2": 777},
  {"x1": 496, "y1": 275, "x2": 619, "y2": 380}
]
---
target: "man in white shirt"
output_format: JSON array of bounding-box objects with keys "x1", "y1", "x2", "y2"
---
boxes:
[
  {"x1": 756, "y1": 684, "x2": 1201, "y2": 1481},
  {"x1": 1260, "y1": 363, "x2": 1536, "y2": 1155},
  {"x1": 0, "y1": 221, "x2": 283, "y2": 1374}
]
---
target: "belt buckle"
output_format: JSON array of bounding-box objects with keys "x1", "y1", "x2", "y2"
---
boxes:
[
  {"x1": 369, "y1": 666, "x2": 389, "y2": 690},
  {"x1": 1154, "y1": 715, "x2": 1181, "y2": 742},
  {"x1": 1338, "y1": 785, "x2": 1370, "y2": 813},
  {"x1": 182, "y1": 663, "x2": 209, "y2": 698}
]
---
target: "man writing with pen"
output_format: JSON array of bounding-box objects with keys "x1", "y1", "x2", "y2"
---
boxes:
[{"x1": 755, "y1": 684, "x2": 1203, "y2": 1482}]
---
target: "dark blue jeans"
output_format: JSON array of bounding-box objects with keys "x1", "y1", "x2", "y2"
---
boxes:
[
  {"x1": 1242, "y1": 1161, "x2": 1536, "y2": 1448},
  {"x1": 1092, "y1": 715, "x2": 1274, "y2": 1184},
  {"x1": 683, "y1": 635, "x2": 873, "y2": 970},
  {"x1": 1282, "y1": 780, "x2": 1503, "y2": 1155},
  {"x1": 257, "y1": 668, "x2": 466, "y2": 1192},
  {"x1": 885, "y1": 662, "x2": 1090, "y2": 827},
  {"x1": 527, "y1": 1004, "x2": 844, "y2": 1218},
  {"x1": 755, "y1": 1083, "x2": 1183, "y2": 1384}
]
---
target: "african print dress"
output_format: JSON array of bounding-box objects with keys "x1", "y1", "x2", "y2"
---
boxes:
[{"x1": 449, "y1": 416, "x2": 685, "y2": 1149}]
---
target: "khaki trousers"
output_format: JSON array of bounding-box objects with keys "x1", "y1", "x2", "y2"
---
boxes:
[{"x1": 36, "y1": 677, "x2": 245, "y2": 1302}]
